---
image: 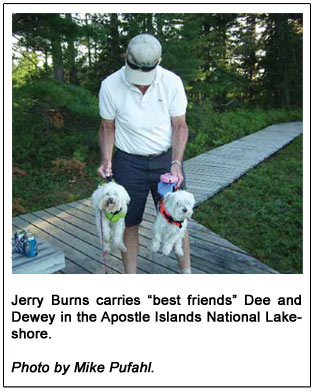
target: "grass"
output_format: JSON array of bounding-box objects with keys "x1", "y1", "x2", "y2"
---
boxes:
[{"x1": 193, "y1": 136, "x2": 303, "y2": 274}]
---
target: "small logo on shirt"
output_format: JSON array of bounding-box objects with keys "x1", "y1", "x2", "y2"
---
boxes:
[{"x1": 158, "y1": 98, "x2": 163, "y2": 102}]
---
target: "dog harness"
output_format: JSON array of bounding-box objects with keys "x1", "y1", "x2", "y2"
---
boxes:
[
  {"x1": 159, "y1": 200, "x2": 183, "y2": 229},
  {"x1": 103, "y1": 209, "x2": 126, "y2": 223}
]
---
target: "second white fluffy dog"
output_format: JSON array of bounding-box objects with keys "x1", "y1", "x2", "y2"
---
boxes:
[
  {"x1": 151, "y1": 190, "x2": 195, "y2": 256},
  {"x1": 91, "y1": 181, "x2": 130, "y2": 253}
]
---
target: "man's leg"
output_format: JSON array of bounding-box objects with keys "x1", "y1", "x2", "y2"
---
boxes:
[
  {"x1": 177, "y1": 230, "x2": 192, "y2": 273},
  {"x1": 122, "y1": 225, "x2": 139, "y2": 274},
  {"x1": 112, "y1": 150, "x2": 150, "y2": 274}
]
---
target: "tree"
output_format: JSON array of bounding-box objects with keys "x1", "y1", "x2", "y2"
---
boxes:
[
  {"x1": 13, "y1": 13, "x2": 82, "y2": 84},
  {"x1": 259, "y1": 13, "x2": 303, "y2": 108},
  {"x1": 231, "y1": 14, "x2": 262, "y2": 104},
  {"x1": 65, "y1": 13, "x2": 78, "y2": 85}
]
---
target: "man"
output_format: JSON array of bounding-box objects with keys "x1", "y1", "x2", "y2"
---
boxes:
[{"x1": 97, "y1": 33, "x2": 191, "y2": 274}]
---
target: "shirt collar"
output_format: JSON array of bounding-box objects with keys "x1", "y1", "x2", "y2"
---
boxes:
[{"x1": 121, "y1": 65, "x2": 162, "y2": 88}]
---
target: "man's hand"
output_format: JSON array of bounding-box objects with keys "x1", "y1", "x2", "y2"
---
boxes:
[
  {"x1": 171, "y1": 162, "x2": 184, "y2": 188},
  {"x1": 97, "y1": 161, "x2": 112, "y2": 179}
]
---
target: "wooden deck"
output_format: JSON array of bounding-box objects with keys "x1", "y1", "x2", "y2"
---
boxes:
[{"x1": 12, "y1": 121, "x2": 302, "y2": 274}]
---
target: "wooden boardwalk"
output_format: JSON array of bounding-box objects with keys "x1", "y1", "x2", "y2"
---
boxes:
[
  {"x1": 184, "y1": 122, "x2": 303, "y2": 203},
  {"x1": 12, "y1": 121, "x2": 302, "y2": 274}
]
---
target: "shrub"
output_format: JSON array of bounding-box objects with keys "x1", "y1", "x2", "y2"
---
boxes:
[
  {"x1": 13, "y1": 80, "x2": 100, "y2": 168},
  {"x1": 52, "y1": 157, "x2": 85, "y2": 179}
]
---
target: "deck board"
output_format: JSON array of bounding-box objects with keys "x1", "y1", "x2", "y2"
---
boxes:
[{"x1": 12, "y1": 121, "x2": 302, "y2": 274}]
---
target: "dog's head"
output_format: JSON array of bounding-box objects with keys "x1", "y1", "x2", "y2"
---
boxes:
[
  {"x1": 91, "y1": 182, "x2": 130, "y2": 213},
  {"x1": 163, "y1": 190, "x2": 195, "y2": 221}
]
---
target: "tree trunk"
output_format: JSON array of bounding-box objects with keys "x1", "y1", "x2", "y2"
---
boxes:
[
  {"x1": 66, "y1": 13, "x2": 78, "y2": 84},
  {"x1": 51, "y1": 33, "x2": 64, "y2": 83},
  {"x1": 85, "y1": 14, "x2": 92, "y2": 68},
  {"x1": 145, "y1": 13, "x2": 154, "y2": 34},
  {"x1": 108, "y1": 14, "x2": 122, "y2": 73}
]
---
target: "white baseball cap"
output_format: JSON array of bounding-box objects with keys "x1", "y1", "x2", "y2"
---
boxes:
[{"x1": 125, "y1": 34, "x2": 162, "y2": 86}]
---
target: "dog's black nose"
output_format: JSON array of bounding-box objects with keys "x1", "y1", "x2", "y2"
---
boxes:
[
  {"x1": 182, "y1": 207, "x2": 188, "y2": 213},
  {"x1": 108, "y1": 198, "x2": 114, "y2": 204}
]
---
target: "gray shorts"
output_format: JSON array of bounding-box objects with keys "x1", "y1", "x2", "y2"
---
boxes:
[{"x1": 112, "y1": 148, "x2": 186, "y2": 227}]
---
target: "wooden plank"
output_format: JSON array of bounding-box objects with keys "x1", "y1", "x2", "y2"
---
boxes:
[
  {"x1": 56, "y1": 204, "x2": 95, "y2": 224},
  {"x1": 63, "y1": 200, "x2": 94, "y2": 216},
  {"x1": 188, "y1": 236, "x2": 277, "y2": 274}
]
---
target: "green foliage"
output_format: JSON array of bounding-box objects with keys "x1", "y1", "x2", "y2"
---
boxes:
[
  {"x1": 19, "y1": 80, "x2": 98, "y2": 117},
  {"x1": 12, "y1": 52, "x2": 40, "y2": 86},
  {"x1": 12, "y1": 13, "x2": 303, "y2": 107},
  {"x1": 13, "y1": 80, "x2": 99, "y2": 169},
  {"x1": 73, "y1": 146, "x2": 90, "y2": 162},
  {"x1": 193, "y1": 136, "x2": 303, "y2": 273},
  {"x1": 259, "y1": 14, "x2": 303, "y2": 108}
]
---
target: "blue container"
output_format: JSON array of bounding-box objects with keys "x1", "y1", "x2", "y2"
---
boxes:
[
  {"x1": 24, "y1": 232, "x2": 38, "y2": 257},
  {"x1": 157, "y1": 181, "x2": 178, "y2": 198}
]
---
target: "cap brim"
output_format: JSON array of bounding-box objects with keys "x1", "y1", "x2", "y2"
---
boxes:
[{"x1": 125, "y1": 63, "x2": 156, "y2": 85}]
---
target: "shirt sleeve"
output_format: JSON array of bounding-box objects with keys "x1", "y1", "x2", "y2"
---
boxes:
[
  {"x1": 99, "y1": 80, "x2": 116, "y2": 120},
  {"x1": 169, "y1": 77, "x2": 188, "y2": 117}
]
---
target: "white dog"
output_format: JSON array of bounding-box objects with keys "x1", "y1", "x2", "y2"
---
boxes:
[
  {"x1": 91, "y1": 181, "x2": 130, "y2": 253},
  {"x1": 151, "y1": 190, "x2": 195, "y2": 257}
]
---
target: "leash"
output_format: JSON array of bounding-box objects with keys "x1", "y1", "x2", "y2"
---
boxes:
[
  {"x1": 99, "y1": 209, "x2": 108, "y2": 274},
  {"x1": 98, "y1": 175, "x2": 113, "y2": 274}
]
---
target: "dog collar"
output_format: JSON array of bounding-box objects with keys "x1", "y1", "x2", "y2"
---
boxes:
[
  {"x1": 103, "y1": 209, "x2": 126, "y2": 223},
  {"x1": 159, "y1": 200, "x2": 183, "y2": 229}
]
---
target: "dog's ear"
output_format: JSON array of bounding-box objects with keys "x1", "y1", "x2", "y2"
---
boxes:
[
  {"x1": 91, "y1": 184, "x2": 107, "y2": 210},
  {"x1": 121, "y1": 187, "x2": 131, "y2": 205},
  {"x1": 125, "y1": 190, "x2": 131, "y2": 205},
  {"x1": 119, "y1": 186, "x2": 131, "y2": 212},
  {"x1": 91, "y1": 187, "x2": 101, "y2": 210},
  {"x1": 191, "y1": 194, "x2": 196, "y2": 207}
]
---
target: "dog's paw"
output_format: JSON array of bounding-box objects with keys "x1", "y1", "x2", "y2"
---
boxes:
[
  {"x1": 103, "y1": 233, "x2": 111, "y2": 242},
  {"x1": 118, "y1": 243, "x2": 127, "y2": 253},
  {"x1": 112, "y1": 241, "x2": 127, "y2": 253},
  {"x1": 162, "y1": 244, "x2": 173, "y2": 256},
  {"x1": 151, "y1": 241, "x2": 160, "y2": 253},
  {"x1": 103, "y1": 243, "x2": 111, "y2": 253},
  {"x1": 175, "y1": 247, "x2": 184, "y2": 257}
]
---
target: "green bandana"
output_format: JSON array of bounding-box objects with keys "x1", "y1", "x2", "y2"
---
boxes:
[{"x1": 103, "y1": 209, "x2": 126, "y2": 223}]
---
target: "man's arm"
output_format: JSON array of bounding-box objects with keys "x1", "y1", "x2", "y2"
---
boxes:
[
  {"x1": 171, "y1": 115, "x2": 189, "y2": 187},
  {"x1": 97, "y1": 119, "x2": 115, "y2": 179}
]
